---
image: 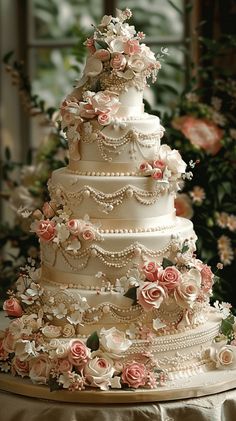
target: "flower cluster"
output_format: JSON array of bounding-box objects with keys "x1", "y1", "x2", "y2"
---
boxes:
[
  {"x1": 30, "y1": 202, "x2": 101, "y2": 253},
  {"x1": 139, "y1": 144, "x2": 186, "y2": 185}
]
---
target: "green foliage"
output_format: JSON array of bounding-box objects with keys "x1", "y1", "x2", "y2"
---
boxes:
[
  {"x1": 86, "y1": 331, "x2": 99, "y2": 351},
  {"x1": 124, "y1": 286, "x2": 138, "y2": 305}
]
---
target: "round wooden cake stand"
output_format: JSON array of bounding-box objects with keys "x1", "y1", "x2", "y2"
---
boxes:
[{"x1": 1, "y1": 370, "x2": 236, "y2": 403}]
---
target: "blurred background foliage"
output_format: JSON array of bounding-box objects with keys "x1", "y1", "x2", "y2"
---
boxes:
[{"x1": 1, "y1": 0, "x2": 236, "y2": 309}]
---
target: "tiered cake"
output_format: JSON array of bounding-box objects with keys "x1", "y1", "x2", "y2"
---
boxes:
[{"x1": 1, "y1": 9, "x2": 236, "y2": 396}]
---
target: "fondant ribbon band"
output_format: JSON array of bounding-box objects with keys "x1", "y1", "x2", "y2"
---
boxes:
[
  {"x1": 115, "y1": 104, "x2": 144, "y2": 118},
  {"x1": 41, "y1": 265, "x2": 99, "y2": 286},
  {"x1": 91, "y1": 212, "x2": 176, "y2": 231},
  {"x1": 68, "y1": 160, "x2": 138, "y2": 173}
]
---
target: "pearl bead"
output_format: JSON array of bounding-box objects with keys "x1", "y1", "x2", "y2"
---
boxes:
[{"x1": 83, "y1": 189, "x2": 90, "y2": 198}]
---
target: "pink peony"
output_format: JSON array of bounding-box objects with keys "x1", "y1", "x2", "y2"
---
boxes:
[
  {"x1": 29, "y1": 355, "x2": 51, "y2": 384},
  {"x1": 3, "y1": 298, "x2": 23, "y2": 317},
  {"x1": 97, "y1": 113, "x2": 112, "y2": 126},
  {"x1": 159, "y1": 266, "x2": 181, "y2": 290},
  {"x1": 121, "y1": 362, "x2": 147, "y2": 388},
  {"x1": 93, "y1": 49, "x2": 110, "y2": 61},
  {"x1": 42, "y1": 201, "x2": 56, "y2": 218},
  {"x1": 67, "y1": 219, "x2": 83, "y2": 236},
  {"x1": 152, "y1": 169, "x2": 163, "y2": 180},
  {"x1": 173, "y1": 116, "x2": 223, "y2": 155},
  {"x1": 153, "y1": 159, "x2": 166, "y2": 171},
  {"x1": 12, "y1": 357, "x2": 29, "y2": 378},
  {"x1": 82, "y1": 227, "x2": 96, "y2": 241},
  {"x1": 124, "y1": 39, "x2": 141, "y2": 55},
  {"x1": 91, "y1": 91, "x2": 120, "y2": 116},
  {"x1": 200, "y1": 264, "x2": 213, "y2": 292},
  {"x1": 36, "y1": 220, "x2": 56, "y2": 242},
  {"x1": 57, "y1": 358, "x2": 73, "y2": 373},
  {"x1": 137, "y1": 282, "x2": 166, "y2": 311},
  {"x1": 68, "y1": 339, "x2": 91, "y2": 368},
  {"x1": 175, "y1": 194, "x2": 193, "y2": 219},
  {"x1": 110, "y1": 53, "x2": 127, "y2": 71},
  {"x1": 142, "y1": 261, "x2": 160, "y2": 282}
]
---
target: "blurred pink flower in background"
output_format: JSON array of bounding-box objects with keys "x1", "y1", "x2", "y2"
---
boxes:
[{"x1": 175, "y1": 193, "x2": 193, "y2": 219}]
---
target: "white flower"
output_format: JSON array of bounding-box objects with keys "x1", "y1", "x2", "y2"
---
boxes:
[
  {"x1": 153, "y1": 318, "x2": 166, "y2": 331},
  {"x1": 21, "y1": 282, "x2": 42, "y2": 305},
  {"x1": 100, "y1": 327, "x2": 132, "y2": 356},
  {"x1": 17, "y1": 206, "x2": 32, "y2": 218},
  {"x1": 209, "y1": 341, "x2": 236, "y2": 369},
  {"x1": 214, "y1": 301, "x2": 232, "y2": 319},
  {"x1": 159, "y1": 144, "x2": 186, "y2": 174},
  {"x1": 15, "y1": 339, "x2": 38, "y2": 361},
  {"x1": 83, "y1": 56, "x2": 103, "y2": 78},
  {"x1": 67, "y1": 310, "x2": 83, "y2": 325},
  {"x1": 54, "y1": 223, "x2": 70, "y2": 244},
  {"x1": 127, "y1": 54, "x2": 146, "y2": 73},
  {"x1": 41, "y1": 325, "x2": 61, "y2": 339},
  {"x1": 84, "y1": 352, "x2": 115, "y2": 390},
  {"x1": 109, "y1": 37, "x2": 125, "y2": 53},
  {"x1": 110, "y1": 376, "x2": 122, "y2": 389},
  {"x1": 126, "y1": 323, "x2": 139, "y2": 339},
  {"x1": 66, "y1": 238, "x2": 81, "y2": 253},
  {"x1": 52, "y1": 303, "x2": 68, "y2": 319}
]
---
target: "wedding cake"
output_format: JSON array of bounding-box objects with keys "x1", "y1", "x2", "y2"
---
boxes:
[{"x1": 1, "y1": 9, "x2": 236, "y2": 397}]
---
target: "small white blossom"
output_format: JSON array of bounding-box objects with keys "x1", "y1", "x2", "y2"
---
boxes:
[{"x1": 52, "y1": 303, "x2": 68, "y2": 319}]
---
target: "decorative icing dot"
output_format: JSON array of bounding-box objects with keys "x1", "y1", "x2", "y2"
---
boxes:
[{"x1": 102, "y1": 305, "x2": 110, "y2": 314}]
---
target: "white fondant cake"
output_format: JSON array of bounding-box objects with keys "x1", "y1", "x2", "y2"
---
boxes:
[{"x1": 1, "y1": 9, "x2": 236, "y2": 394}]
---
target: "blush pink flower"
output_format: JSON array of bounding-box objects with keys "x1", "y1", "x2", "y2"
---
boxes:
[
  {"x1": 151, "y1": 169, "x2": 163, "y2": 180},
  {"x1": 121, "y1": 362, "x2": 147, "y2": 388},
  {"x1": 173, "y1": 116, "x2": 223, "y2": 155},
  {"x1": 2, "y1": 332, "x2": 16, "y2": 353},
  {"x1": 139, "y1": 162, "x2": 152, "y2": 173},
  {"x1": 110, "y1": 53, "x2": 127, "y2": 71},
  {"x1": 153, "y1": 159, "x2": 166, "y2": 171},
  {"x1": 142, "y1": 261, "x2": 160, "y2": 282},
  {"x1": 79, "y1": 102, "x2": 97, "y2": 119},
  {"x1": 42, "y1": 201, "x2": 56, "y2": 218},
  {"x1": 124, "y1": 39, "x2": 141, "y2": 55},
  {"x1": 97, "y1": 113, "x2": 112, "y2": 126},
  {"x1": 200, "y1": 264, "x2": 213, "y2": 292},
  {"x1": 68, "y1": 339, "x2": 91, "y2": 368},
  {"x1": 175, "y1": 194, "x2": 193, "y2": 219},
  {"x1": 84, "y1": 37, "x2": 96, "y2": 54},
  {"x1": 3, "y1": 298, "x2": 23, "y2": 317},
  {"x1": 93, "y1": 49, "x2": 110, "y2": 61},
  {"x1": 82, "y1": 227, "x2": 96, "y2": 241},
  {"x1": 159, "y1": 266, "x2": 181, "y2": 291},
  {"x1": 0, "y1": 340, "x2": 9, "y2": 360},
  {"x1": 12, "y1": 357, "x2": 29, "y2": 377},
  {"x1": 29, "y1": 355, "x2": 51, "y2": 384},
  {"x1": 36, "y1": 220, "x2": 56, "y2": 242},
  {"x1": 137, "y1": 283, "x2": 166, "y2": 311},
  {"x1": 57, "y1": 358, "x2": 73, "y2": 373},
  {"x1": 66, "y1": 219, "x2": 83, "y2": 236},
  {"x1": 91, "y1": 91, "x2": 120, "y2": 116}
]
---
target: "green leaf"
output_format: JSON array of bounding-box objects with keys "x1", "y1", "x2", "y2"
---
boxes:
[
  {"x1": 48, "y1": 376, "x2": 62, "y2": 392},
  {"x1": 181, "y1": 244, "x2": 189, "y2": 254},
  {"x1": 3, "y1": 51, "x2": 14, "y2": 64},
  {"x1": 95, "y1": 39, "x2": 108, "y2": 49},
  {"x1": 124, "y1": 286, "x2": 138, "y2": 305},
  {"x1": 166, "y1": 0, "x2": 183, "y2": 15},
  {"x1": 162, "y1": 258, "x2": 174, "y2": 269},
  {"x1": 86, "y1": 331, "x2": 99, "y2": 351},
  {"x1": 221, "y1": 317, "x2": 234, "y2": 337}
]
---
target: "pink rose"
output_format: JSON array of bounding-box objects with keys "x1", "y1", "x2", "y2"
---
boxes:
[
  {"x1": 2, "y1": 332, "x2": 16, "y2": 353},
  {"x1": 139, "y1": 162, "x2": 152, "y2": 173},
  {"x1": 151, "y1": 169, "x2": 163, "y2": 180},
  {"x1": 110, "y1": 53, "x2": 127, "y2": 71},
  {"x1": 91, "y1": 91, "x2": 120, "y2": 116},
  {"x1": 137, "y1": 283, "x2": 166, "y2": 311},
  {"x1": 57, "y1": 358, "x2": 73, "y2": 373},
  {"x1": 36, "y1": 220, "x2": 56, "y2": 242},
  {"x1": 79, "y1": 102, "x2": 97, "y2": 119},
  {"x1": 12, "y1": 357, "x2": 29, "y2": 377},
  {"x1": 175, "y1": 194, "x2": 193, "y2": 219},
  {"x1": 200, "y1": 264, "x2": 213, "y2": 292},
  {"x1": 29, "y1": 355, "x2": 51, "y2": 384},
  {"x1": 124, "y1": 39, "x2": 141, "y2": 55},
  {"x1": 153, "y1": 159, "x2": 166, "y2": 171},
  {"x1": 121, "y1": 362, "x2": 147, "y2": 388},
  {"x1": 82, "y1": 227, "x2": 96, "y2": 241},
  {"x1": 67, "y1": 219, "x2": 83, "y2": 236},
  {"x1": 93, "y1": 49, "x2": 110, "y2": 61},
  {"x1": 42, "y1": 201, "x2": 56, "y2": 218},
  {"x1": 68, "y1": 339, "x2": 91, "y2": 368},
  {"x1": 85, "y1": 37, "x2": 96, "y2": 54},
  {"x1": 173, "y1": 116, "x2": 223, "y2": 155},
  {"x1": 0, "y1": 340, "x2": 9, "y2": 360},
  {"x1": 97, "y1": 113, "x2": 112, "y2": 126},
  {"x1": 3, "y1": 298, "x2": 23, "y2": 317},
  {"x1": 159, "y1": 267, "x2": 181, "y2": 290},
  {"x1": 142, "y1": 261, "x2": 160, "y2": 282}
]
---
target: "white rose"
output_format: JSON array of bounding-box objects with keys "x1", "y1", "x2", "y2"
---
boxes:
[
  {"x1": 159, "y1": 144, "x2": 186, "y2": 174},
  {"x1": 209, "y1": 341, "x2": 236, "y2": 369},
  {"x1": 29, "y1": 355, "x2": 51, "y2": 384},
  {"x1": 127, "y1": 54, "x2": 146, "y2": 73},
  {"x1": 109, "y1": 37, "x2": 125, "y2": 53},
  {"x1": 62, "y1": 324, "x2": 76, "y2": 337},
  {"x1": 174, "y1": 280, "x2": 200, "y2": 309},
  {"x1": 91, "y1": 90, "x2": 120, "y2": 115},
  {"x1": 84, "y1": 352, "x2": 115, "y2": 390},
  {"x1": 42, "y1": 325, "x2": 61, "y2": 339},
  {"x1": 100, "y1": 327, "x2": 132, "y2": 355},
  {"x1": 140, "y1": 44, "x2": 156, "y2": 63},
  {"x1": 49, "y1": 343, "x2": 68, "y2": 359}
]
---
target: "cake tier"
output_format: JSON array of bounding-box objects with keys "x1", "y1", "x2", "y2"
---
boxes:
[
  {"x1": 49, "y1": 167, "x2": 176, "y2": 231},
  {"x1": 40, "y1": 217, "x2": 195, "y2": 280},
  {"x1": 68, "y1": 112, "x2": 163, "y2": 172}
]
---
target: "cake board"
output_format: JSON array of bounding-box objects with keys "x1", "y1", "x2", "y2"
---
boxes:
[{"x1": 1, "y1": 370, "x2": 236, "y2": 404}]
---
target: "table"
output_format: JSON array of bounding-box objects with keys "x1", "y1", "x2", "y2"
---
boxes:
[{"x1": 0, "y1": 387, "x2": 236, "y2": 421}]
